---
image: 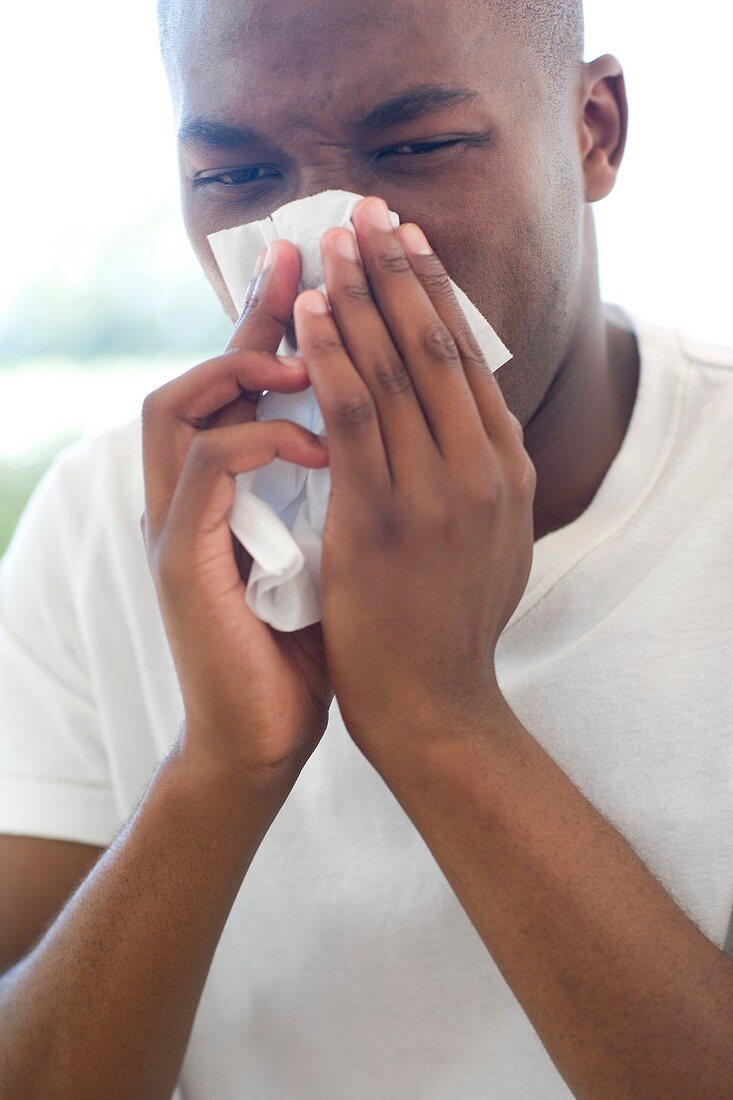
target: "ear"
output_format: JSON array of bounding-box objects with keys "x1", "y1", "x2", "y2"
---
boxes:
[{"x1": 578, "y1": 54, "x2": 629, "y2": 203}]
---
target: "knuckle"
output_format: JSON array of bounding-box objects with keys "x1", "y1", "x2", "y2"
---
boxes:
[
  {"x1": 311, "y1": 332, "x2": 344, "y2": 354},
  {"x1": 515, "y1": 456, "x2": 537, "y2": 497},
  {"x1": 242, "y1": 289, "x2": 261, "y2": 315},
  {"x1": 421, "y1": 322, "x2": 461, "y2": 364},
  {"x1": 420, "y1": 265, "x2": 453, "y2": 298},
  {"x1": 483, "y1": 476, "x2": 504, "y2": 506},
  {"x1": 187, "y1": 431, "x2": 221, "y2": 469},
  {"x1": 455, "y1": 329, "x2": 489, "y2": 369},
  {"x1": 331, "y1": 392, "x2": 375, "y2": 427},
  {"x1": 420, "y1": 497, "x2": 455, "y2": 535},
  {"x1": 373, "y1": 504, "x2": 404, "y2": 550},
  {"x1": 506, "y1": 411, "x2": 525, "y2": 443},
  {"x1": 152, "y1": 537, "x2": 184, "y2": 587},
  {"x1": 262, "y1": 419, "x2": 298, "y2": 446},
  {"x1": 377, "y1": 245, "x2": 412, "y2": 275},
  {"x1": 373, "y1": 355, "x2": 413, "y2": 395},
  {"x1": 244, "y1": 292, "x2": 291, "y2": 329},
  {"x1": 285, "y1": 421, "x2": 317, "y2": 448},
  {"x1": 141, "y1": 388, "x2": 164, "y2": 423},
  {"x1": 467, "y1": 471, "x2": 503, "y2": 508},
  {"x1": 341, "y1": 280, "x2": 372, "y2": 303}
]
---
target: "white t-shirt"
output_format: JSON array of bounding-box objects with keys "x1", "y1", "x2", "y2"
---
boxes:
[{"x1": 1, "y1": 307, "x2": 732, "y2": 1099}]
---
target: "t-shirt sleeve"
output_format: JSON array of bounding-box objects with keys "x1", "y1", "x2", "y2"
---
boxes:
[{"x1": 0, "y1": 438, "x2": 120, "y2": 847}]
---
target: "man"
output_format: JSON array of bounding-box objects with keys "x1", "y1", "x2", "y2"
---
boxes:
[{"x1": 0, "y1": 0, "x2": 731, "y2": 1096}]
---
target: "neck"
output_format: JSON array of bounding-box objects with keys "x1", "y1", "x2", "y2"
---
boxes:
[{"x1": 522, "y1": 290, "x2": 641, "y2": 544}]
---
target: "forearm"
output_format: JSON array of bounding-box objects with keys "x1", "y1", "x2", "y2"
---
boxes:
[
  {"x1": 0, "y1": 738, "x2": 295, "y2": 1100},
  {"x1": 363, "y1": 705, "x2": 733, "y2": 1100}
]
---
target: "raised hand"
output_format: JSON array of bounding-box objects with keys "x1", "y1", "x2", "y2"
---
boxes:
[
  {"x1": 141, "y1": 241, "x2": 334, "y2": 787},
  {"x1": 291, "y1": 196, "x2": 535, "y2": 757}
]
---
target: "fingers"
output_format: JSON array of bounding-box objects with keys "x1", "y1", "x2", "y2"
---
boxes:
[
  {"x1": 344, "y1": 197, "x2": 490, "y2": 465},
  {"x1": 151, "y1": 346, "x2": 310, "y2": 429},
  {"x1": 292, "y1": 291, "x2": 394, "y2": 506},
  {"x1": 141, "y1": 238, "x2": 312, "y2": 547},
  {"x1": 141, "y1": 349, "x2": 313, "y2": 542},
  {"x1": 147, "y1": 418, "x2": 328, "y2": 640},
  {"x1": 319, "y1": 225, "x2": 441, "y2": 482},
  {"x1": 224, "y1": 239, "x2": 303, "y2": 357},
  {"x1": 162, "y1": 419, "x2": 329, "y2": 559},
  {"x1": 394, "y1": 222, "x2": 522, "y2": 455}
]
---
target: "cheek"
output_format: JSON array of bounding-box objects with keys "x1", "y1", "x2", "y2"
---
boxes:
[
  {"x1": 416, "y1": 182, "x2": 546, "y2": 347},
  {"x1": 486, "y1": 150, "x2": 583, "y2": 334},
  {"x1": 418, "y1": 150, "x2": 584, "y2": 416}
]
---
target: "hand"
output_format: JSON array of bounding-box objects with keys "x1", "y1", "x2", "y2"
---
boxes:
[
  {"x1": 141, "y1": 242, "x2": 334, "y2": 788},
  {"x1": 291, "y1": 197, "x2": 536, "y2": 756}
]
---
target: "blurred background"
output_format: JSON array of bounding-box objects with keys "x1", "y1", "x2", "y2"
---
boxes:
[{"x1": 1, "y1": 1, "x2": 731, "y2": 553}]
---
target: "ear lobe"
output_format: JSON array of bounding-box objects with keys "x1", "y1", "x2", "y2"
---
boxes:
[{"x1": 579, "y1": 54, "x2": 629, "y2": 203}]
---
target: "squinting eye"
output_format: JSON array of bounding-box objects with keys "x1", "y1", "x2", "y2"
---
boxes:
[
  {"x1": 194, "y1": 166, "x2": 279, "y2": 187},
  {"x1": 379, "y1": 140, "x2": 464, "y2": 158},
  {"x1": 193, "y1": 140, "x2": 466, "y2": 190}
]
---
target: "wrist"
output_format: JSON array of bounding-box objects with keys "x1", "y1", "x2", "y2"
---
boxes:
[
  {"x1": 159, "y1": 729, "x2": 299, "y2": 826},
  {"x1": 355, "y1": 686, "x2": 517, "y2": 772}
]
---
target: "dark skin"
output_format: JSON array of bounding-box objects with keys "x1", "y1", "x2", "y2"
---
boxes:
[
  {"x1": 3, "y1": 2, "x2": 731, "y2": 1098},
  {"x1": 167, "y1": 0, "x2": 730, "y2": 1091},
  {"x1": 171, "y1": 0, "x2": 640, "y2": 542}
]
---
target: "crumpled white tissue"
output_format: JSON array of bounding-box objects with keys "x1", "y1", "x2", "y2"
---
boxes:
[{"x1": 207, "y1": 189, "x2": 512, "y2": 633}]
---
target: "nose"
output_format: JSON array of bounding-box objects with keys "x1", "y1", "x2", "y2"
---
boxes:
[{"x1": 286, "y1": 144, "x2": 373, "y2": 208}]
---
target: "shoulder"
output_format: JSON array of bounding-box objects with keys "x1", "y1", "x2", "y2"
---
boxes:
[
  {"x1": 54, "y1": 414, "x2": 143, "y2": 489},
  {"x1": 45, "y1": 414, "x2": 143, "y2": 527},
  {"x1": 617, "y1": 302, "x2": 733, "y2": 373},
  {"x1": 673, "y1": 327, "x2": 733, "y2": 373},
  {"x1": 2, "y1": 416, "x2": 144, "y2": 595},
  {"x1": 625, "y1": 308, "x2": 733, "y2": 412},
  {"x1": 669, "y1": 324, "x2": 733, "y2": 421},
  {"x1": 661, "y1": 324, "x2": 733, "y2": 471}
]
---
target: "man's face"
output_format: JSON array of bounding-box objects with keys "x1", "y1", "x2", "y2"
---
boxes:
[{"x1": 170, "y1": 0, "x2": 587, "y2": 424}]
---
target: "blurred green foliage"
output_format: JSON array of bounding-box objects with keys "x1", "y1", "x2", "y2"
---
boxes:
[
  {"x1": 0, "y1": 355, "x2": 210, "y2": 557},
  {"x1": 0, "y1": 438, "x2": 76, "y2": 557},
  {"x1": 0, "y1": 202, "x2": 231, "y2": 363},
  {"x1": 0, "y1": 201, "x2": 235, "y2": 555}
]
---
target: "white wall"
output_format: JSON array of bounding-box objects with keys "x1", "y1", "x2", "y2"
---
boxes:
[
  {"x1": 1, "y1": 1, "x2": 731, "y2": 343},
  {"x1": 585, "y1": 2, "x2": 733, "y2": 345}
]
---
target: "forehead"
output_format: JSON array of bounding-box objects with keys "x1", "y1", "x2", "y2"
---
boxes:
[{"x1": 171, "y1": 0, "x2": 521, "y2": 131}]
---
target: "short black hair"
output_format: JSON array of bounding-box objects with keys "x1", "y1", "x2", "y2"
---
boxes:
[
  {"x1": 493, "y1": 0, "x2": 585, "y2": 74},
  {"x1": 157, "y1": 0, "x2": 585, "y2": 91}
]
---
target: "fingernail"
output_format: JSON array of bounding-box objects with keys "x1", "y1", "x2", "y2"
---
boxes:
[
  {"x1": 303, "y1": 291, "x2": 328, "y2": 314},
  {"x1": 333, "y1": 230, "x2": 358, "y2": 260},
  {"x1": 253, "y1": 247, "x2": 267, "y2": 278},
  {"x1": 255, "y1": 245, "x2": 274, "y2": 288},
  {"x1": 400, "y1": 223, "x2": 433, "y2": 256},
  {"x1": 364, "y1": 197, "x2": 393, "y2": 230},
  {"x1": 241, "y1": 278, "x2": 257, "y2": 313},
  {"x1": 276, "y1": 355, "x2": 306, "y2": 369}
]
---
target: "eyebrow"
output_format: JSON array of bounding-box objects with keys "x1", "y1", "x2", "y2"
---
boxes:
[
  {"x1": 177, "y1": 83, "x2": 479, "y2": 149},
  {"x1": 349, "y1": 83, "x2": 479, "y2": 136}
]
